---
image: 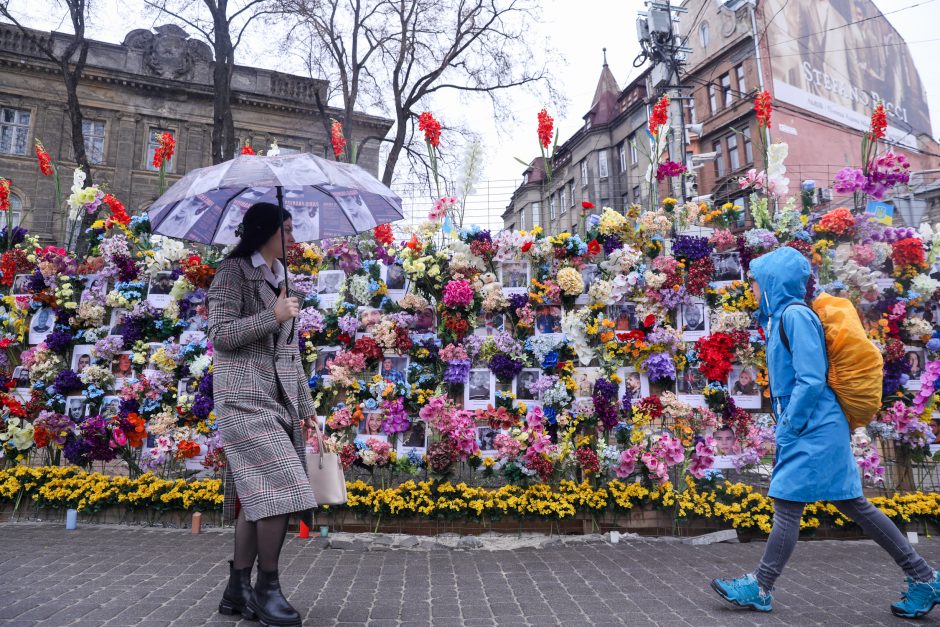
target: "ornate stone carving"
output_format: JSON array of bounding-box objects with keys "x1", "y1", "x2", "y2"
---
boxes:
[{"x1": 121, "y1": 25, "x2": 212, "y2": 81}]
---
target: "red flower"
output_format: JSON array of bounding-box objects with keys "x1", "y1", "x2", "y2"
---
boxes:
[
  {"x1": 373, "y1": 223, "x2": 394, "y2": 246},
  {"x1": 418, "y1": 112, "x2": 442, "y2": 148},
  {"x1": 537, "y1": 108, "x2": 554, "y2": 150},
  {"x1": 642, "y1": 314, "x2": 656, "y2": 328},
  {"x1": 330, "y1": 119, "x2": 346, "y2": 158},
  {"x1": 152, "y1": 132, "x2": 175, "y2": 169},
  {"x1": 35, "y1": 140, "x2": 53, "y2": 176},
  {"x1": 240, "y1": 141, "x2": 256, "y2": 156},
  {"x1": 103, "y1": 194, "x2": 130, "y2": 227},
  {"x1": 582, "y1": 201, "x2": 595, "y2": 210},
  {"x1": 755, "y1": 91, "x2": 772, "y2": 128},
  {"x1": 695, "y1": 332, "x2": 737, "y2": 382},
  {"x1": 870, "y1": 102, "x2": 887, "y2": 140},
  {"x1": 587, "y1": 239, "x2": 601, "y2": 256},
  {"x1": 891, "y1": 237, "x2": 926, "y2": 270},
  {"x1": 0, "y1": 178, "x2": 10, "y2": 212},
  {"x1": 406, "y1": 234, "x2": 423, "y2": 253},
  {"x1": 521, "y1": 241, "x2": 533, "y2": 253},
  {"x1": 648, "y1": 95, "x2": 670, "y2": 137}
]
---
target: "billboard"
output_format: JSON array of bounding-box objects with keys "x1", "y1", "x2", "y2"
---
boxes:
[{"x1": 765, "y1": 0, "x2": 931, "y2": 144}]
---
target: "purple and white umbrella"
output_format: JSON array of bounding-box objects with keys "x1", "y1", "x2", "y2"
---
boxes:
[{"x1": 147, "y1": 153, "x2": 403, "y2": 245}]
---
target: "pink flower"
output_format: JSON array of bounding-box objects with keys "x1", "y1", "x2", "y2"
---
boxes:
[
  {"x1": 110, "y1": 426, "x2": 127, "y2": 448},
  {"x1": 614, "y1": 446, "x2": 640, "y2": 478},
  {"x1": 442, "y1": 279, "x2": 475, "y2": 309},
  {"x1": 688, "y1": 436, "x2": 716, "y2": 479},
  {"x1": 494, "y1": 433, "x2": 522, "y2": 460},
  {"x1": 738, "y1": 168, "x2": 765, "y2": 191}
]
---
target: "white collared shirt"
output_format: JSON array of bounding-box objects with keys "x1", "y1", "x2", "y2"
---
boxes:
[{"x1": 250, "y1": 251, "x2": 285, "y2": 289}]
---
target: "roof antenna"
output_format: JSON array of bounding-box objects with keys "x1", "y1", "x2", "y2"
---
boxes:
[{"x1": 603, "y1": 47, "x2": 608, "y2": 67}]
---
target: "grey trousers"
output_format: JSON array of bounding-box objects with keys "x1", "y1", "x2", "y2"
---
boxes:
[{"x1": 755, "y1": 497, "x2": 934, "y2": 592}]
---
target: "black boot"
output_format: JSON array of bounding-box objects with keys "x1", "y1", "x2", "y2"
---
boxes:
[
  {"x1": 247, "y1": 569, "x2": 302, "y2": 627},
  {"x1": 219, "y1": 560, "x2": 257, "y2": 620}
]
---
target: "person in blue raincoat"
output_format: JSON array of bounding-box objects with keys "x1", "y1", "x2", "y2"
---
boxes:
[{"x1": 711, "y1": 246, "x2": 940, "y2": 619}]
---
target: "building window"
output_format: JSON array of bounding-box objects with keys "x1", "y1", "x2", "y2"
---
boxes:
[
  {"x1": 560, "y1": 186, "x2": 567, "y2": 211},
  {"x1": 82, "y1": 120, "x2": 106, "y2": 165},
  {"x1": 580, "y1": 159, "x2": 588, "y2": 185},
  {"x1": 632, "y1": 185, "x2": 641, "y2": 203},
  {"x1": 531, "y1": 201, "x2": 541, "y2": 227},
  {"x1": 145, "y1": 128, "x2": 177, "y2": 172},
  {"x1": 727, "y1": 134, "x2": 740, "y2": 171},
  {"x1": 742, "y1": 127, "x2": 754, "y2": 164},
  {"x1": 721, "y1": 74, "x2": 732, "y2": 108},
  {"x1": 629, "y1": 134, "x2": 638, "y2": 165},
  {"x1": 598, "y1": 150, "x2": 609, "y2": 179},
  {"x1": 621, "y1": 193, "x2": 630, "y2": 210},
  {"x1": 549, "y1": 195, "x2": 556, "y2": 220},
  {"x1": 518, "y1": 206, "x2": 526, "y2": 230},
  {"x1": 278, "y1": 144, "x2": 301, "y2": 155},
  {"x1": 713, "y1": 140, "x2": 725, "y2": 178},
  {"x1": 0, "y1": 107, "x2": 31, "y2": 155},
  {"x1": 687, "y1": 98, "x2": 697, "y2": 124},
  {"x1": 618, "y1": 143, "x2": 627, "y2": 172},
  {"x1": 708, "y1": 85, "x2": 717, "y2": 114},
  {"x1": 523, "y1": 172, "x2": 529, "y2": 185},
  {"x1": 8, "y1": 192, "x2": 22, "y2": 227},
  {"x1": 699, "y1": 22, "x2": 709, "y2": 48},
  {"x1": 735, "y1": 64, "x2": 746, "y2": 97}
]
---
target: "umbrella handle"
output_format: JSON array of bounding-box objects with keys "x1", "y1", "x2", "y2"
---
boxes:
[{"x1": 277, "y1": 186, "x2": 296, "y2": 344}]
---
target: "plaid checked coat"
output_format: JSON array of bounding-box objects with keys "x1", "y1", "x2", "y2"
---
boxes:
[{"x1": 208, "y1": 257, "x2": 317, "y2": 524}]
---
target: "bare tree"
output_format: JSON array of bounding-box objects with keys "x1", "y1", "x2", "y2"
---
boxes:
[
  {"x1": 145, "y1": 0, "x2": 277, "y2": 163},
  {"x1": 281, "y1": 0, "x2": 556, "y2": 187},
  {"x1": 0, "y1": 0, "x2": 93, "y2": 184}
]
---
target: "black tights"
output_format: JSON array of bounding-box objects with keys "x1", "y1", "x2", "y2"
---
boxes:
[{"x1": 233, "y1": 508, "x2": 289, "y2": 572}]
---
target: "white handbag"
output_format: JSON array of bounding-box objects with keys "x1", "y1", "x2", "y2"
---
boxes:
[{"x1": 305, "y1": 423, "x2": 348, "y2": 507}]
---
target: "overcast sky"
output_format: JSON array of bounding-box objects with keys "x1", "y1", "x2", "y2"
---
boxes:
[{"x1": 5, "y1": 0, "x2": 940, "y2": 229}]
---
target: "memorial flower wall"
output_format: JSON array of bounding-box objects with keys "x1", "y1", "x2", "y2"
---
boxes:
[{"x1": 0, "y1": 97, "x2": 937, "y2": 497}]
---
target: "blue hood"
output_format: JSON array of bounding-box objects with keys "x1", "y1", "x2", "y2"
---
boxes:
[{"x1": 749, "y1": 246, "x2": 811, "y2": 321}]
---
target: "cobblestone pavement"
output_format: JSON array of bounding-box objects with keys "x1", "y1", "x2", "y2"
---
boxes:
[{"x1": 1, "y1": 523, "x2": 940, "y2": 626}]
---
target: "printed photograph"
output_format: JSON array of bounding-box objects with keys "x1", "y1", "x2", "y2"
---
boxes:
[
  {"x1": 147, "y1": 271, "x2": 175, "y2": 308},
  {"x1": 358, "y1": 411, "x2": 385, "y2": 437},
  {"x1": 108, "y1": 309, "x2": 129, "y2": 337},
  {"x1": 576, "y1": 265, "x2": 599, "y2": 304},
  {"x1": 112, "y1": 352, "x2": 135, "y2": 379},
  {"x1": 608, "y1": 303, "x2": 637, "y2": 332},
  {"x1": 70, "y1": 345, "x2": 94, "y2": 375},
  {"x1": 28, "y1": 307, "x2": 54, "y2": 345},
  {"x1": 100, "y1": 395, "x2": 121, "y2": 418},
  {"x1": 680, "y1": 300, "x2": 709, "y2": 341},
  {"x1": 515, "y1": 368, "x2": 541, "y2": 402},
  {"x1": 314, "y1": 346, "x2": 340, "y2": 376},
  {"x1": 11, "y1": 273, "x2": 30, "y2": 296},
  {"x1": 677, "y1": 366, "x2": 707, "y2": 396},
  {"x1": 409, "y1": 306, "x2": 436, "y2": 334},
  {"x1": 80, "y1": 274, "x2": 107, "y2": 304},
  {"x1": 618, "y1": 367, "x2": 650, "y2": 400},
  {"x1": 729, "y1": 364, "x2": 762, "y2": 409},
  {"x1": 383, "y1": 261, "x2": 407, "y2": 292},
  {"x1": 499, "y1": 261, "x2": 530, "y2": 292},
  {"x1": 712, "y1": 252, "x2": 743, "y2": 282},
  {"x1": 905, "y1": 346, "x2": 926, "y2": 390},
  {"x1": 573, "y1": 367, "x2": 601, "y2": 399},
  {"x1": 317, "y1": 270, "x2": 344, "y2": 295},
  {"x1": 358, "y1": 307, "x2": 382, "y2": 334},
  {"x1": 534, "y1": 304, "x2": 562, "y2": 335},
  {"x1": 380, "y1": 355, "x2": 409, "y2": 386},
  {"x1": 474, "y1": 311, "x2": 506, "y2": 336},
  {"x1": 477, "y1": 426, "x2": 499, "y2": 455},
  {"x1": 465, "y1": 368, "x2": 494, "y2": 409},
  {"x1": 65, "y1": 396, "x2": 87, "y2": 421},
  {"x1": 397, "y1": 421, "x2": 427, "y2": 454},
  {"x1": 11, "y1": 365, "x2": 29, "y2": 388}
]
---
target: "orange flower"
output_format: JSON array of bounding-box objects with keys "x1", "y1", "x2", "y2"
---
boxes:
[
  {"x1": 373, "y1": 223, "x2": 394, "y2": 246},
  {"x1": 755, "y1": 91, "x2": 772, "y2": 128},
  {"x1": 418, "y1": 112, "x2": 442, "y2": 148},
  {"x1": 537, "y1": 108, "x2": 554, "y2": 150},
  {"x1": 648, "y1": 95, "x2": 670, "y2": 136},
  {"x1": 330, "y1": 119, "x2": 346, "y2": 158},
  {"x1": 152, "y1": 132, "x2": 175, "y2": 168},
  {"x1": 103, "y1": 194, "x2": 131, "y2": 227},
  {"x1": 869, "y1": 102, "x2": 887, "y2": 140},
  {"x1": 125, "y1": 413, "x2": 147, "y2": 448}
]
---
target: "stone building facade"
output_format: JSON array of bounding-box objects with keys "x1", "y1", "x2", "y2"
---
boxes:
[
  {"x1": 0, "y1": 23, "x2": 392, "y2": 244},
  {"x1": 503, "y1": 64, "x2": 653, "y2": 235},
  {"x1": 677, "y1": 0, "x2": 939, "y2": 225}
]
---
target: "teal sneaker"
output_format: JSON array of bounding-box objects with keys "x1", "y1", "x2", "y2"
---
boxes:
[
  {"x1": 892, "y1": 572, "x2": 940, "y2": 619},
  {"x1": 711, "y1": 573, "x2": 772, "y2": 612}
]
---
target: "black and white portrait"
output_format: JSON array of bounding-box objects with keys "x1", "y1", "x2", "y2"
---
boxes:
[
  {"x1": 317, "y1": 270, "x2": 345, "y2": 309},
  {"x1": 576, "y1": 265, "x2": 599, "y2": 304},
  {"x1": 465, "y1": 369, "x2": 494, "y2": 409},
  {"x1": 681, "y1": 300, "x2": 709, "y2": 341},
  {"x1": 712, "y1": 252, "x2": 743, "y2": 282},
  {"x1": 29, "y1": 308, "x2": 53, "y2": 345},
  {"x1": 109, "y1": 309, "x2": 129, "y2": 337},
  {"x1": 65, "y1": 396, "x2": 86, "y2": 421},
  {"x1": 515, "y1": 368, "x2": 541, "y2": 402},
  {"x1": 477, "y1": 426, "x2": 498, "y2": 454}
]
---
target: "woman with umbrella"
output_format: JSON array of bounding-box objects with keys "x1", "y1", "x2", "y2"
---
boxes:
[{"x1": 209, "y1": 202, "x2": 316, "y2": 627}]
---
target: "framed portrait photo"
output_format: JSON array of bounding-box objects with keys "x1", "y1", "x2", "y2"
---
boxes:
[{"x1": 465, "y1": 368, "x2": 495, "y2": 410}]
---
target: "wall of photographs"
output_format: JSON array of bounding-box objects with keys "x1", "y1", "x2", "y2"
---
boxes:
[{"x1": 1, "y1": 208, "x2": 939, "y2": 487}]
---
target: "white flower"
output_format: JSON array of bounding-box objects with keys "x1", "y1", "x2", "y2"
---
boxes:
[
  {"x1": 561, "y1": 311, "x2": 594, "y2": 366},
  {"x1": 189, "y1": 354, "x2": 212, "y2": 379},
  {"x1": 268, "y1": 141, "x2": 280, "y2": 157},
  {"x1": 766, "y1": 142, "x2": 790, "y2": 196}
]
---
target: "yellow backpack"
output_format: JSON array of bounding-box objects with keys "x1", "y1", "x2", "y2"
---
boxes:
[{"x1": 779, "y1": 292, "x2": 884, "y2": 430}]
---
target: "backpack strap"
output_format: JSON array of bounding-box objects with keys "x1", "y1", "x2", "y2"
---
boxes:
[{"x1": 778, "y1": 302, "x2": 814, "y2": 353}]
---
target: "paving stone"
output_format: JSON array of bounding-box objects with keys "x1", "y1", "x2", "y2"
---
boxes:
[
  {"x1": 3, "y1": 521, "x2": 940, "y2": 626},
  {"x1": 680, "y1": 529, "x2": 739, "y2": 546}
]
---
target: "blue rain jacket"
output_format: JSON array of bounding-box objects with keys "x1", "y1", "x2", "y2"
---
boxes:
[{"x1": 750, "y1": 247, "x2": 862, "y2": 503}]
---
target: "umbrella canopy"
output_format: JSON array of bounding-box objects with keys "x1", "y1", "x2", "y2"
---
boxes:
[{"x1": 147, "y1": 153, "x2": 403, "y2": 245}]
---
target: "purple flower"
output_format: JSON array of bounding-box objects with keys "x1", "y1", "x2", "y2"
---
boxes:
[
  {"x1": 338, "y1": 314, "x2": 359, "y2": 336},
  {"x1": 592, "y1": 378, "x2": 620, "y2": 430},
  {"x1": 833, "y1": 167, "x2": 866, "y2": 195},
  {"x1": 44, "y1": 330, "x2": 74, "y2": 355},
  {"x1": 643, "y1": 352, "x2": 676, "y2": 383},
  {"x1": 508, "y1": 293, "x2": 529, "y2": 311},
  {"x1": 26, "y1": 269, "x2": 47, "y2": 293},
  {"x1": 602, "y1": 235, "x2": 623, "y2": 255},
  {"x1": 671, "y1": 235, "x2": 712, "y2": 262},
  {"x1": 489, "y1": 354, "x2": 523, "y2": 382},
  {"x1": 53, "y1": 369, "x2": 83, "y2": 395},
  {"x1": 381, "y1": 398, "x2": 411, "y2": 435},
  {"x1": 63, "y1": 433, "x2": 92, "y2": 466},
  {"x1": 444, "y1": 359, "x2": 471, "y2": 384}
]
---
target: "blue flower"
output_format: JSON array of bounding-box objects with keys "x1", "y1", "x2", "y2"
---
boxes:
[
  {"x1": 542, "y1": 351, "x2": 559, "y2": 369},
  {"x1": 588, "y1": 214, "x2": 601, "y2": 228},
  {"x1": 543, "y1": 406, "x2": 557, "y2": 425},
  {"x1": 926, "y1": 338, "x2": 940, "y2": 352},
  {"x1": 364, "y1": 398, "x2": 378, "y2": 411}
]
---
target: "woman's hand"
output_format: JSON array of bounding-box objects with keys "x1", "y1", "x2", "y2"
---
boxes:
[
  {"x1": 274, "y1": 287, "x2": 299, "y2": 323},
  {"x1": 303, "y1": 416, "x2": 320, "y2": 431}
]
